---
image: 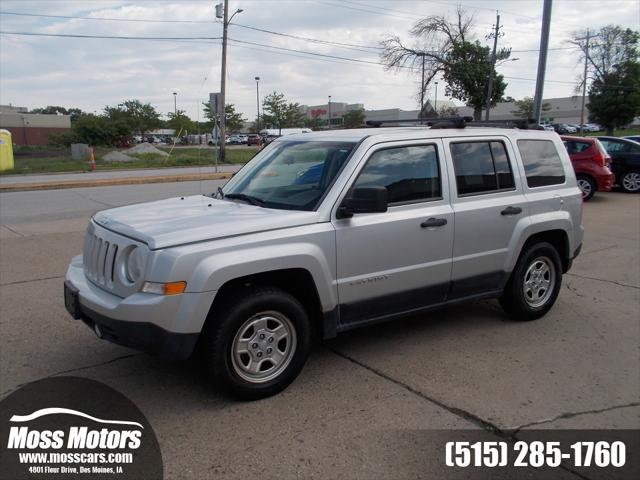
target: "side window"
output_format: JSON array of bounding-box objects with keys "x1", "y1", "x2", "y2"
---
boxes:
[
  {"x1": 517, "y1": 139, "x2": 566, "y2": 188},
  {"x1": 573, "y1": 141, "x2": 591, "y2": 153},
  {"x1": 353, "y1": 145, "x2": 441, "y2": 204},
  {"x1": 450, "y1": 141, "x2": 515, "y2": 195}
]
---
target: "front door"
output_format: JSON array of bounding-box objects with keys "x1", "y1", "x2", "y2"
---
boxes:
[{"x1": 333, "y1": 141, "x2": 454, "y2": 329}]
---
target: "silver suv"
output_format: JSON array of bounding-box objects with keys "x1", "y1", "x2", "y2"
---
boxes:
[{"x1": 64, "y1": 126, "x2": 584, "y2": 399}]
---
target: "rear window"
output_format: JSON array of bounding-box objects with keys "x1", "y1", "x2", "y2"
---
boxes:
[
  {"x1": 517, "y1": 140, "x2": 566, "y2": 188},
  {"x1": 450, "y1": 141, "x2": 515, "y2": 195}
]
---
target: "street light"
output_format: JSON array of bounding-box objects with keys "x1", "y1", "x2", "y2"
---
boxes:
[
  {"x1": 216, "y1": 1, "x2": 244, "y2": 162},
  {"x1": 255, "y1": 76, "x2": 260, "y2": 133},
  {"x1": 434, "y1": 82, "x2": 438, "y2": 115},
  {"x1": 328, "y1": 95, "x2": 332, "y2": 130},
  {"x1": 173, "y1": 92, "x2": 177, "y2": 116}
]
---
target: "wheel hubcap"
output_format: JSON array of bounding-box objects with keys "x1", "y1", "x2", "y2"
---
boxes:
[
  {"x1": 231, "y1": 311, "x2": 296, "y2": 383},
  {"x1": 577, "y1": 179, "x2": 592, "y2": 197},
  {"x1": 622, "y1": 172, "x2": 640, "y2": 192},
  {"x1": 523, "y1": 256, "x2": 555, "y2": 308}
]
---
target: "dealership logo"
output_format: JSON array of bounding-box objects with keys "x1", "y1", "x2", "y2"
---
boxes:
[{"x1": 0, "y1": 377, "x2": 162, "y2": 479}]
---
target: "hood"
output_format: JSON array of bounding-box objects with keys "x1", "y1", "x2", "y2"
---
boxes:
[{"x1": 92, "y1": 195, "x2": 321, "y2": 249}]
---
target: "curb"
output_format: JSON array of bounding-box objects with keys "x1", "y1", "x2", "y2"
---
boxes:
[{"x1": 0, "y1": 172, "x2": 233, "y2": 193}]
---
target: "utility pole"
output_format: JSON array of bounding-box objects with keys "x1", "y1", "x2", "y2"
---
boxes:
[
  {"x1": 255, "y1": 76, "x2": 260, "y2": 132},
  {"x1": 216, "y1": 1, "x2": 243, "y2": 163},
  {"x1": 577, "y1": 29, "x2": 597, "y2": 135},
  {"x1": 485, "y1": 12, "x2": 502, "y2": 121},
  {"x1": 532, "y1": 0, "x2": 553, "y2": 124},
  {"x1": 328, "y1": 95, "x2": 332, "y2": 129},
  {"x1": 173, "y1": 92, "x2": 177, "y2": 116},
  {"x1": 420, "y1": 54, "x2": 425, "y2": 123},
  {"x1": 434, "y1": 81, "x2": 439, "y2": 115},
  {"x1": 219, "y1": 0, "x2": 229, "y2": 163}
]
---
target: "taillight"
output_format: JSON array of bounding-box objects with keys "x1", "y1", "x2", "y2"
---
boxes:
[{"x1": 594, "y1": 140, "x2": 609, "y2": 167}]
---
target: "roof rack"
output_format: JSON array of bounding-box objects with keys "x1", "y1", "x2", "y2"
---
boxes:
[{"x1": 365, "y1": 116, "x2": 543, "y2": 130}]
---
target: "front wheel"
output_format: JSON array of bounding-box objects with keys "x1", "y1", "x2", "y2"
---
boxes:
[
  {"x1": 621, "y1": 170, "x2": 640, "y2": 193},
  {"x1": 200, "y1": 286, "x2": 311, "y2": 400},
  {"x1": 576, "y1": 174, "x2": 596, "y2": 201},
  {"x1": 499, "y1": 242, "x2": 562, "y2": 321}
]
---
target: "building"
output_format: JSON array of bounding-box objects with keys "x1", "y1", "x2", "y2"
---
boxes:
[
  {"x1": 299, "y1": 102, "x2": 364, "y2": 127},
  {"x1": 0, "y1": 105, "x2": 71, "y2": 146}
]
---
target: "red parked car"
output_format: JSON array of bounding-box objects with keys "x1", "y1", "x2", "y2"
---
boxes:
[{"x1": 561, "y1": 136, "x2": 614, "y2": 201}]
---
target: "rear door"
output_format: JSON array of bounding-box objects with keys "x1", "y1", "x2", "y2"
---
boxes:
[
  {"x1": 443, "y1": 136, "x2": 528, "y2": 298},
  {"x1": 333, "y1": 140, "x2": 454, "y2": 328}
]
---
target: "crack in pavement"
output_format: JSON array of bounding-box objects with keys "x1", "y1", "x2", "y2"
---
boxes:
[
  {"x1": 566, "y1": 273, "x2": 639, "y2": 290},
  {"x1": 329, "y1": 347, "x2": 622, "y2": 480},
  {"x1": 1, "y1": 224, "x2": 25, "y2": 237},
  {"x1": 71, "y1": 190, "x2": 117, "y2": 208},
  {"x1": 511, "y1": 401, "x2": 640, "y2": 435},
  {"x1": 0, "y1": 352, "x2": 144, "y2": 400},
  {"x1": 1, "y1": 275, "x2": 64, "y2": 287}
]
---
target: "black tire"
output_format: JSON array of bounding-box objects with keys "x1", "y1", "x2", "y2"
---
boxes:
[
  {"x1": 499, "y1": 242, "x2": 563, "y2": 321},
  {"x1": 200, "y1": 286, "x2": 311, "y2": 400},
  {"x1": 576, "y1": 174, "x2": 596, "y2": 201},
  {"x1": 620, "y1": 169, "x2": 640, "y2": 193}
]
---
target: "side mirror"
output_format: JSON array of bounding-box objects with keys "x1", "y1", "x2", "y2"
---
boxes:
[{"x1": 338, "y1": 186, "x2": 388, "y2": 218}]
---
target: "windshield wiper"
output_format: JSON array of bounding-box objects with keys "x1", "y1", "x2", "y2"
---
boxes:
[{"x1": 224, "y1": 193, "x2": 266, "y2": 207}]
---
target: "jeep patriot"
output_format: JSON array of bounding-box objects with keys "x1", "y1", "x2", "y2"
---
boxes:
[{"x1": 64, "y1": 125, "x2": 584, "y2": 399}]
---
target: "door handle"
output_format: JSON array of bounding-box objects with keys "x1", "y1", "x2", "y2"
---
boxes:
[
  {"x1": 421, "y1": 217, "x2": 447, "y2": 228},
  {"x1": 501, "y1": 206, "x2": 522, "y2": 216}
]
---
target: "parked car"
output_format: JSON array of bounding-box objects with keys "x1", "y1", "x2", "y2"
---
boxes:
[
  {"x1": 561, "y1": 135, "x2": 614, "y2": 200},
  {"x1": 247, "y1": 134, "x2": 261, "y2": 146},
  {"x1": 263, "y1": 134, "x2": 281, "y2": 145},
  {"x1": 597, "y1": 136, "x2": 640, "y2": 193},
  {"x1": 64, "y1": 125, "x2": 583, "y2": 399},
  {"x1": 581, "y1": 124, "x2": 600, "y2": 133},
  {"x1": 623, "y1": 135, "x2": 640, "y2": 143},
  {"x1": 227, "y1": 135, "x2": 244, "y2": 145},
  {"x1": 552, "y1": 123, "x2": 577, "y2": 134},
  {"x1": 539, "y1": 124, "x2": 555, "y2": 132}
]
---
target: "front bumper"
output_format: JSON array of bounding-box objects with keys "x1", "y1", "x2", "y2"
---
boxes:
[{"x1": 64, "y1": 255, "x2": 215, "y2": 360}]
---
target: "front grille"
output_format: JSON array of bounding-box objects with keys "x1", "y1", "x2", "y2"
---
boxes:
[{"x1": 83, "y1": 232, "x2": 119, "y2": 288}]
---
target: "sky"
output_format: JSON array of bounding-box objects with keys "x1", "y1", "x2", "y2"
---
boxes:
[{"x1": 0, "y1": 0, "x2": 639, "y2": 122}]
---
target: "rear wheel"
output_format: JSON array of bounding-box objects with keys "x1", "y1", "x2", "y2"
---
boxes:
[
  {"x1": 500, "y1": 242, "x2": 562, "y2": 321},
  {"x1": 576, "y1": 174, "x2": 596, "y2": 201},
  {"x1": 621, "y1": 170, "x2": 640, "y2": 193},
  {"x1": 200, "y1": 286, "x2": 311, "y2": 400}
]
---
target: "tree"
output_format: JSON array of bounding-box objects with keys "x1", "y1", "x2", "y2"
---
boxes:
[
  {"x1": 588, "y1": 61, "x2": 640, "y2": 134},
  {"x1": 30, "y1": 106, "x2": 85, "y2": 121},
  {"x1": 104, "y1": 99, "x2": 161, "y2": 136},
  {"x1": 511, "y1": 97, "x2": 551, "y2": 120},
  {"x1": 166, "y1": 110, "x2": 195, "y2": 135},
  {"x1": 443, "y1": 41, "x2": 509, "y2": 119},
  {"x1": 380, "y1": 7, "x2": 511, "y2": 120},
  {"x1": 342, "y1": 109, "x2": 366, "y2": 128},
  {"x1": 261, "y1": 91, "x2": 305, "y2": 134},
  {"x1": 201, "y1": 102, "x2": 246, "y2": 132},
  {"x1": 572, "y1": 25, "x2": 640, "y2": 134}
]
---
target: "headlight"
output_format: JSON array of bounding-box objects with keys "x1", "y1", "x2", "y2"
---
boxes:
[{"x1": 125, "y1": 246, "x2": 145, "y2": 283}]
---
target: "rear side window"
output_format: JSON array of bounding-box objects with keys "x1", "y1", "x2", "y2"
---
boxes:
[
  {"x1": 450, "y1": 141, "x2": 515, "y2": 195},
  {"x1": 517, "y1": 140, "x2": 566, "y2": 188},
  {"x1": 353, "y1": 145, "x2": 441, "y2": 204}
]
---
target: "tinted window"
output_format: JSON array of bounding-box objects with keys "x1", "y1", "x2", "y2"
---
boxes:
[
  {"x1": 517, "y1": 140, "x2": 566, "y2": 187},
  {"x1": 450, "y1": 141, "x2": 515, "y2": 195},
  {"x1": 353, "y1": 145, "x2": 440, "y2": 204}
]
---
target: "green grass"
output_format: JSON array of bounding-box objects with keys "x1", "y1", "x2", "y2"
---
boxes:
[
  {"x1": 583, "y1": 127, "x2": 640, "y2": 138},
  {"x1": 1, "y1": 146, "x2": 257, "y2": 176}
]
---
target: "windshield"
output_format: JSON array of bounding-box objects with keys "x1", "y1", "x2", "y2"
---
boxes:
[{"x1": 222, "y1": 140, "x2": 356, "y2": 210}]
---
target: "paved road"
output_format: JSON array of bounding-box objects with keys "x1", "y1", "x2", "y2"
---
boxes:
[
  {"x1": 0, "y1": 185, "x2": 638, "y2": 479},
  {"x1": 0, "y1": 164, "x2": 243, "y2": 186}
]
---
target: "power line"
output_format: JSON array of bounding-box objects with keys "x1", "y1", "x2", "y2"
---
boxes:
[
  {"x1": 0, "y1": 10, "x2": 382, "y2": 51},
  {"x1": 0, "y1": 31, "x2": 221, "y2": 41}
]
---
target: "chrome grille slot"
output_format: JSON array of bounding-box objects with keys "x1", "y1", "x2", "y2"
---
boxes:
[{"x1": 82, "y1": 222, "x2": 143, "y2": 296}]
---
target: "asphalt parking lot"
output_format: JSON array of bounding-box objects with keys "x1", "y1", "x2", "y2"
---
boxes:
[{"x1": 0, "y1": 183, "x2": 638, "y2": 479}]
